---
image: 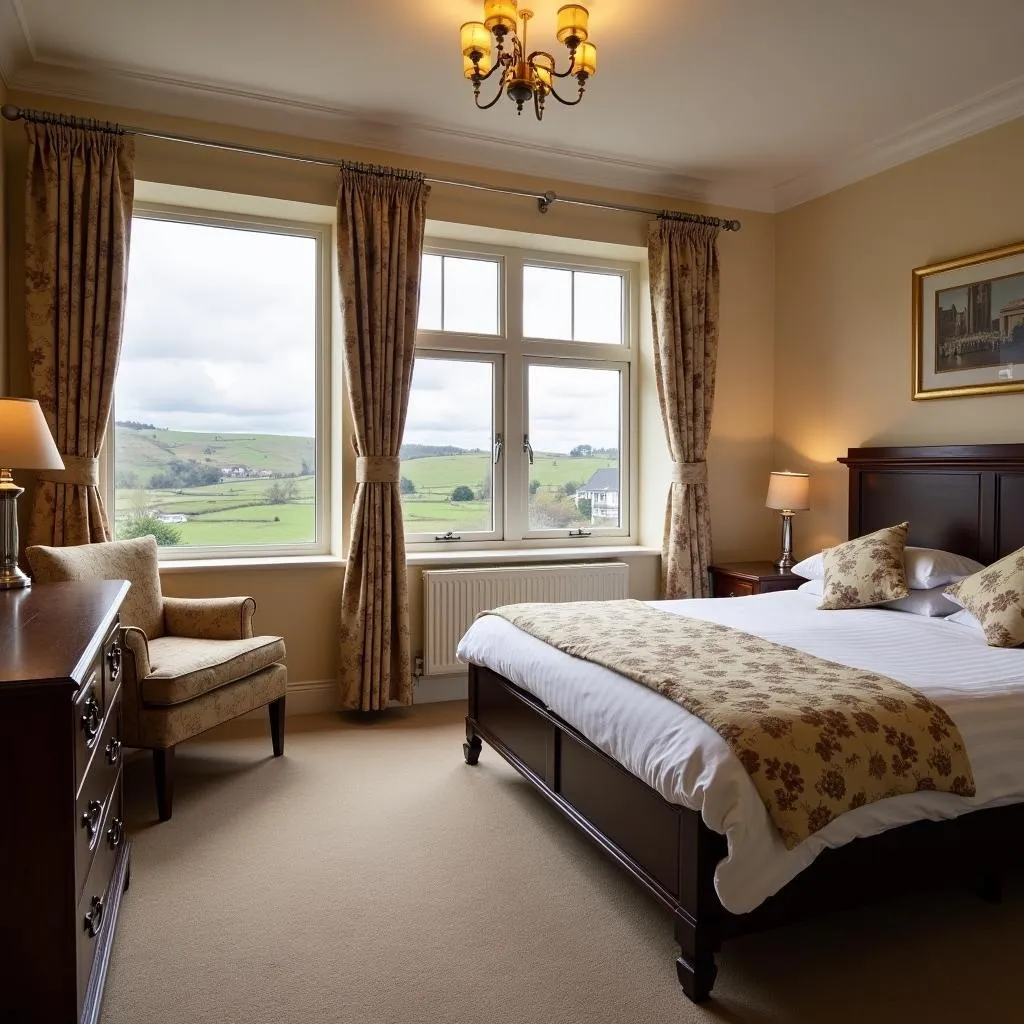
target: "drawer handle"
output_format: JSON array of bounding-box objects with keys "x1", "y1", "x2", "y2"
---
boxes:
[
  {"x1": 106, "y1": 816, "x2": 125, "y2": 851},
  {"x1": 84, "y1": 895, "x2": 105, "y2": 938},
  {"x1": 107, "y1": 643, "x2": 123, "y2": 683},
  {"x1": 82, "y1": 799, "x2": 103, "y2": 843},
  {"x1": 81, "y1": 693, "x2": 102, "y2": 740},
  {"x1": 105, "y1": 737, "x2": 122, "y2": 766}
]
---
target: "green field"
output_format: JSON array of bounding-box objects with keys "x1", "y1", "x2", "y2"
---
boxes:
[{"x1": 113, "y1": 424, "x2": 616, "y2": 547}]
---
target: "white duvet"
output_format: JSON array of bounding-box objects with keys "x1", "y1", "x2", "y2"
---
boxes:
[{"x1": 456, "y1": 591, "x2": 1024, "y2": 914}]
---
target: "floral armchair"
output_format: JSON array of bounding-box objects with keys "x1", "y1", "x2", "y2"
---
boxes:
[{"x1": 27, "y1": 535, "x2": 287, "y2": 820}]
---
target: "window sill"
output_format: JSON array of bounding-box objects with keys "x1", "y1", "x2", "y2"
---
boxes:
[
  {"x1": 406, "y1": 545, "x2": 661, "y2": 567},
  {"x1": 158, "y1": 554, "x2": 344, "y2": 574}
]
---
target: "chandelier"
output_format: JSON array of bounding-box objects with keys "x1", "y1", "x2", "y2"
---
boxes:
[{"x1": 460, "y1": 3, "x2": 598, "y2": 121}]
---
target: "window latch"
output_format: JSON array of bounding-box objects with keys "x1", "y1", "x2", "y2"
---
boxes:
[
  {"x1": 493, "y1": 433, "x2": 503, "y2": 465},
  {"x1": 522, "y1": 434, "x2": 534, "y2": 465},
  {"x1": 569, "y1": 529, "x2": 592, "y2": 538},
  {"x1": 435, "y1": 530, "x2": 462, "y2": 542}
]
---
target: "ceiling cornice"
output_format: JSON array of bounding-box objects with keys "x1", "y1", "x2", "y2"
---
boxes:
[{"x1": 774, "y1": 72, "x2": 1024, "y2": 211}]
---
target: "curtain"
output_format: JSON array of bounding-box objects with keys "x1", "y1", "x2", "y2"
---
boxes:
[
  {"x1": 648, "y1": 218, "x2": 720, "y2": 599},
  {"x1": 24, "y1": 123, "x2": 135, "y2": 547},
  {"x1": 336, "y1": 166, "x2": 429, "y2": 711}
]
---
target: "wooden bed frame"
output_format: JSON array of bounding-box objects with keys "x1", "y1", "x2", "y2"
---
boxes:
[{"x1": 462, "y1": 444, "x2": 1024, "y2": 1002}]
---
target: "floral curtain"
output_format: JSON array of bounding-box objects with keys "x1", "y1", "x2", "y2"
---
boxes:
[
  {"x1": 648, "y1": 218, "x2": 720, "y2": 599},
  {"x1": 336, "y1": 165, "x2": 429, "y2": 710},
  {"x1": 24, "y1": 122, "x2": 135, "y2": 547}
]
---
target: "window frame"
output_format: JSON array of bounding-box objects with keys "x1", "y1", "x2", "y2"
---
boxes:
[
  {"x1": 407, "y1": 240, "x2": 638, "y2": 551},
  {"x1": 105, "y1": 200, "x2": 333, "y2": 560}
]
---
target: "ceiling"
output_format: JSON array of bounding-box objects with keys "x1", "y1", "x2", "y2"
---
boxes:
[{"x1": 2, "y1": 0, "x2": 1024, "y2": 211}]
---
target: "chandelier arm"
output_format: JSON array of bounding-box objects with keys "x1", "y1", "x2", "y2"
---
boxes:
[
  {"x1": 474, "y1": 71, "x2": 509, "y2": 111},
  {"x1": 528, "y1": 48, "x2": 577, "y2": 79},
  {"x1": 470, "y1": 57, "x2": 505, "y2": 83},
  {"x1": 547, "y1": 80, "x2": 587, "y2": 106},
  {"x1": 533, "y1": 87, "x2": 545, "y2": 122}
]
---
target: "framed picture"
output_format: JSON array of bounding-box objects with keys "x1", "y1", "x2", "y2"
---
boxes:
[{"x1": 913, "y1": 239, "x2": 1024, "y2": 399}]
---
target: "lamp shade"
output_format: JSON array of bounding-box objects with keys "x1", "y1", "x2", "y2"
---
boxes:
[
  {"x1": 556, "y1": 4, "x2": 590, "y2": 45},
  {"x1": 766, "y1": 471, "x2": 810, "y2": 511},
  {"x1": 460, "y1": 21, "x2": 491, "y2": 58},
  {"x1": 483, "y1": 0, "x2": 518, "y2": 34},
  {"x1": 0, "y1": 398, "x2": 64, "y2": 470},
  {"x1": 574, "y1": 40, "x2": 597, "y2": 76}
]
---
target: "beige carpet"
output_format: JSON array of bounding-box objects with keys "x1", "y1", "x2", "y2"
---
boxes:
[{"x1": 103, "y1": 702, "x2": 1021, "y2": 1024}]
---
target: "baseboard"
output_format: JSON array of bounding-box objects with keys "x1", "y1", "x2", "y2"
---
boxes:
[
  {"x1": 239, "y1": 674, "x2": 467, "y2": 719},
  {"x1": 414, "y1": 672, "x2": 469, "y2": 704}
]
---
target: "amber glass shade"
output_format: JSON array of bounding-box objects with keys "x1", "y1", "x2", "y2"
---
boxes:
[
  {"x1": 556, "y1": 4, "x2": 590, "y2": 45},
  {"x1": 532, "y1": 54, "x2": 553, "y2": 92},
  {"x1": 463, "y1": 52, "x2": 493, "y2": 79},
  {"x1": 484, "y1": 0, "x2": 518, "y2": 34},
  {"x1": 461, "y1": 21, "x2": 491, "y2": 58},
  {"x1": 574, "y1": 40, "x2": 597, "y2": 76}
]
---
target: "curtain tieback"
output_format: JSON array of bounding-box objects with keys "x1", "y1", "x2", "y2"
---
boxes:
[
  {"x1": 671, "y1": 460, "x2": 707, "y2": 486},
  {"x1": 356, "y1": 456, "x2": 401, "y2": 484},
  {"x1": 37, "y1": 455, "x2": 100, "y2": 487}
]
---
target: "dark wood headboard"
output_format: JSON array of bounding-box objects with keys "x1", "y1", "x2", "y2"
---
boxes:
[{"x1": 840, "y1": 444, "x2": 1024, "y2": 564}]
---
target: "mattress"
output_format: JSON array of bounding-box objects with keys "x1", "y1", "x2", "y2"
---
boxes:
[{"x1": 456, "y1": 590, "x2": 1024, "y2": 914}]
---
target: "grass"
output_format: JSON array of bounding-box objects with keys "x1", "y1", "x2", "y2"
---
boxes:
[{"x1": 114, "y1": 442, "x2": 616, "y2": 547}]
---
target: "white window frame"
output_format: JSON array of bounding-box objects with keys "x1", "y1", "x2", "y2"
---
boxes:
[
  {"x1": 407, "y1": 241, "x2": 638, "y2": 551},
  {"x1": 105, "y1": 201, "x2": 333, "y2": 560}
]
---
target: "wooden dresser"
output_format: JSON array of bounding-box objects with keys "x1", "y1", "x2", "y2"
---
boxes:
[
  {"x1": 709, "y1": 561, "x2": 805, "y2": 597},
  {"x1": 0, "y1": 579, "x2": 131, "y2": 1024}
]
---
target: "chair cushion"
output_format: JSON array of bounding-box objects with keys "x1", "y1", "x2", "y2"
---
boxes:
[
  {"x1": 27, "y1": 535, "x2": 164, "y2": 639},
  {"x1": 142, "y1": 634, "x2": 286, "y2": 706}
]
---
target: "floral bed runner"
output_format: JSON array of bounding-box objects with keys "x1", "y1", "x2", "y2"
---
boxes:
[{"x1": 486, "y1": 600, "x2": 975, "y2": 848}]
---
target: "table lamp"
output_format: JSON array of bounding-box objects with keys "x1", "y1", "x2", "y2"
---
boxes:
[
  {"x1": 766, "y1": 470, "x2": 810, "y2": 572},
  {"x1": 0, "y1": 398, "x2": 64, "y2": 589}
]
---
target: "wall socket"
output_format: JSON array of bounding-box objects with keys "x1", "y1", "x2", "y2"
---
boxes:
[{"x1": 413, "y1": 654, "x2": 424, "y2": 678}]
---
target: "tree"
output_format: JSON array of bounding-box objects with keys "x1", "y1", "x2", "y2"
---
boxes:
[
  {"x1": 451, "y1": 485, "x2": 474, "y2": 502},
  {"x1": 563, "y1": 480, "x2": 581, "y2": 497},
  {"x1": 530, "y1": 492, "x2": 587, "y2": 529},
  {"x1": 529, "y1": 478, "x2": 541, "y2": 495},
  {"x1": 265, "y1": 480, "x2": 298, "y2": 504},
  {"x1": 117, "y1": 514, "x2": 182, "y2": 546},
  {"x1": 300, "y1": 459, "x2": 313, "y2": 476},
  {"x1": 400, "y1": 476, "x2": 416, "y2": 495},
  {"x1": 576, "y1": 497, "x2": 593, "y2": 521},
  {"x1": 115, "y1": 469, "x2": 139, "y2": 489},
  {"x1": 570, "y1": 444, "x2": 594, "y2": 458}
]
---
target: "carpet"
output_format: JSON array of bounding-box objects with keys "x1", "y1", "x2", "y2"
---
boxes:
[{"x1": 102, "y1": 702, "x2": 1021, "y2": 1023}]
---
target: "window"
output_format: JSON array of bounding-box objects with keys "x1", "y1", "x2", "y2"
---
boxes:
[
  {"x1": 403, "y1": 244, "x2": 635, "y2": 546},
  {"x1": 112, "y1": 206, "x2": 329, "y2": 557}
]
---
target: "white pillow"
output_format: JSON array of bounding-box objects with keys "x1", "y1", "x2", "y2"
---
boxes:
[
  {"x1": 947, "y1": 607, "x2": 984, "y2": 632},
  {"x1": 791, "y1": 546, "x2": 983, "y2": 590},
  {"x1": 796, "y1": 578, "x2": 959, "y2": 616}
]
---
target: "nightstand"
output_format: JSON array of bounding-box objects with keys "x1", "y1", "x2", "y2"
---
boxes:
[{"x1": 709, "y1": 561, "x2": 805, "y2": 598}]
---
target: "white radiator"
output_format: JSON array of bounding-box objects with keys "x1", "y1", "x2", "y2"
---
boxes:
[{"x1": 422, "y1": 562, "x2": 630, "y2": 676}]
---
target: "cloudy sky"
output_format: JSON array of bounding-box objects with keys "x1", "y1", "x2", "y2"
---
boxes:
[{"x1": 117, "y1": 222, "x2": 622, "y2": 453}]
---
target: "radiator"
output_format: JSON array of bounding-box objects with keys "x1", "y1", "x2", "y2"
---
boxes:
[{"x1": 422, "y1": 562, "x2": 629, "y2": 676}]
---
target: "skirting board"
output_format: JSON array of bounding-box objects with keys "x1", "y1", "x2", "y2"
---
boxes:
[{"x1": 239, "y1": 673, "x2": 469, "y2": 718}]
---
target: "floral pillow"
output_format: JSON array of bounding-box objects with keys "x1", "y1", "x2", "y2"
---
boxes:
[
  {"x1": 819, "y1": 522, "x2": 911, "y2": 610},
  {"x1": 944, "y1": 547, "x2": 1024, "y2": 647}
]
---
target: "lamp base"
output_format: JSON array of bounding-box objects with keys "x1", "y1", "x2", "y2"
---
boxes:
[
  {"x1": 774, "y1": 554, "x2": 795, "y2": 573},
  {"x1": 0, "y1": 564, "x2": 31, "y2": 589},
  {"x1": 775, "y1": 510, "x2": 796, "y2": 574}
]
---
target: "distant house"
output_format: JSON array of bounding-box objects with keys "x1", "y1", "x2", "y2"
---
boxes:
[
  {"x1": 575, "y1": 468, "x2": 619, "y2": 524},
  {"x1": 258, "y1": 470, "x2": 274, "y2": 478},
  {"x1": 156, "y1": 513, "x2": 187, "y2": 524}
]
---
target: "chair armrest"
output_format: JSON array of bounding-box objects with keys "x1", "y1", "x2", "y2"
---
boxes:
[
  {"x1": 163, "y1": 595, "x2": 256, "y2": 640},
  {"x1": 121, "y1": 626, "x2": 152, "y2": 680}
]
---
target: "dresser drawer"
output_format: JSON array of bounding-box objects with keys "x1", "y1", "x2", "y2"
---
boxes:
[
  {"x1": 102, "y1": 621, "x2": 124, "y2": 706},
  {"x1": 75, "y1": 689, "x2": 123, "y2": 899},
  {"x1": 76, "y1": 783, "x2": 124, "y2": 1014},
  {"x1": 712, "y1": 576, "x2": 755, "y2": 598},
  {"x1": 74, "y1": 669, "x2": 105, "y2": 790}
]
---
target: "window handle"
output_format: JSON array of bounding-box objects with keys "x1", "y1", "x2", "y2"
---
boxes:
[
  {"x1": 493, "y1": 433, "x2": 503, "y2": 465},
  {"x1": 435, "y1": 530, "x2": 462, "y2": 542},
  {"x1": 523, "y1": 435, "x2": 534, "y2": 465},
  {"x1": 569, "y1": 529, "x2": 592, "y2": 538}
]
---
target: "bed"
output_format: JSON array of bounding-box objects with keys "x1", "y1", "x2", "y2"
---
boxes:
[{"x1": 456, "y1": 444, "x2": 1024, "y2": 1002}]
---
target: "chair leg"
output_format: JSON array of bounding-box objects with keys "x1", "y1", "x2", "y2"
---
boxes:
[
  {"x1": 269, "y1": 696, "x2": 286, "y2": 757},
  {"x1": 154, "y1": 747, "x2": 175, "y2": 822}
]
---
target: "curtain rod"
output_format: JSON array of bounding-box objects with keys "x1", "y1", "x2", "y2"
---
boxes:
[{"x1": 0, "y1": 103, "x2": 742, "y2": 231}]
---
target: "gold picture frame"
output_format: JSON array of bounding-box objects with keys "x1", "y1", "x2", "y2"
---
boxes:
[{"x1": 912, "y1": 239, "x2": 1024, "y2": 399}]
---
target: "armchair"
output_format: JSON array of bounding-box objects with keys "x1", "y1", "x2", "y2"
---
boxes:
[{"x1": 26, "y1": 535, "x2": 287, "y2": 820}]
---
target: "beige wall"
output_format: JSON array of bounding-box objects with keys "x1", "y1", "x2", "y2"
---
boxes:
[
  {"x1": 2, "y1": 90, "x2": 776, "y2": 699},
  {"x1": 775, "y1": 114, "x2": 1024, "y2": 558}
]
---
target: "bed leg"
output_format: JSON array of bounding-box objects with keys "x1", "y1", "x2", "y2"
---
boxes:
[
  {"x1": 674, "y1": 916, "x2": 718, "y2": 1003},
  {"x1": 463, "y1": 723, "x2": 482, "y2": 766}
]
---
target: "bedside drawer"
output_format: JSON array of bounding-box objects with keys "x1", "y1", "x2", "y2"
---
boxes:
[
  {"x1": 75, "y1": 690, "x2": 123, "y2": 897},
  {"x1": 102, "y1": 621, "x2": 124, "y2": 707},
  {"x1": 713, "y1": 576, "x2": 755, "y2": 598}
]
